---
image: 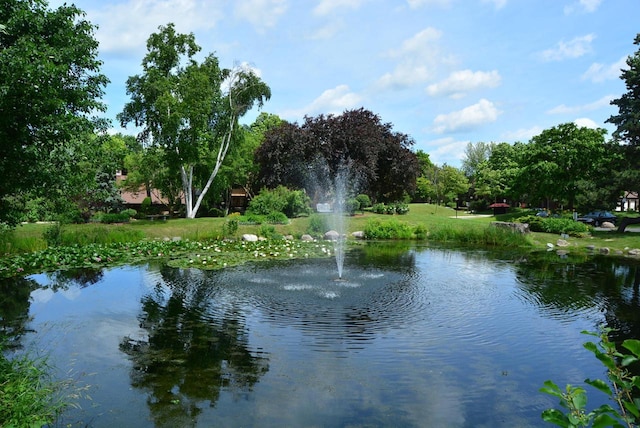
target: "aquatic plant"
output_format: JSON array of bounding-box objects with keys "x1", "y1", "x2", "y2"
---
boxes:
[{"x1": 541, "y1": 328, "x2": 640, "y2": 427}]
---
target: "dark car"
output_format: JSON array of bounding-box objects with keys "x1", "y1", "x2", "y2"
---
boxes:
[{"x1": 576, "y1": 210, "x2": 617, "y2": 226}]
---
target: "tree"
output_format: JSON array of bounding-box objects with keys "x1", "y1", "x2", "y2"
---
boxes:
[
  {"x1": 607, "y1": 33, "x2": 640, "y2": 202},
  {"x1": 0, "y1": 1, "x2": 108, "y2": 224},
  {"x1": 255, "y1": 108, "x2": 419, "y2": 203},
  {"x1": 461, "y1": 142, "x2": 493, "y2": 179},
  {"x1": 118, "y1": 24, "x2": 270, "y2": 219},
  {"x1": 512, "y1": 123, "x2": 609, "y2": 210},
  {"x1": 474, "y1": 142, "x2": 523, "y2": 203},
  {"x1": 608, "y1": 33, "x2": 640, "y2": 147}
]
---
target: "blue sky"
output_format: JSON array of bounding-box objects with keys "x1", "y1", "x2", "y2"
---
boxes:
[{"x1": 49, "y1": 0, "x2": 639, "y2": 166}]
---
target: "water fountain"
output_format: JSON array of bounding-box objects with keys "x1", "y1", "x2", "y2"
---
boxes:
[{"x1": 328, "y1": 164, "x2": 350, "y2": 280}]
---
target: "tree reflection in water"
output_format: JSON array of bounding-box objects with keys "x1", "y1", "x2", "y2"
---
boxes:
[
  {"x1": 514, "y1": 252, "x2": 640, "y2": 342},
  {"x1": 119, "y1": 266, "x2": 269, "y2": 426}
]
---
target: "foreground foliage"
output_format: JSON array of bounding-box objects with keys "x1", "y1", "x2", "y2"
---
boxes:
[
  {"x1": 0, "y1": 344, "x2": 66, "y2": 427},
  {"x1": 541, "y1": 329, "x2": 640, "y2": 427}
]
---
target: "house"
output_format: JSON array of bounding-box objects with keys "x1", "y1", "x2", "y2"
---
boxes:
[
  {"x1": 115, "y1": 171, "x2": 171, "y2": 213},
  {"x1": 618, "y1": 191, "x2": 639, "y2": 212}
]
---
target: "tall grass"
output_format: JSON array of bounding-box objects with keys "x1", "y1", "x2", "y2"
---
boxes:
[
  {"x1": 0, "y1": 345, "x2": 67, "y2": 427},
  {"x1": 427, "y1": 223, "x2": 532, "y2": 247}
]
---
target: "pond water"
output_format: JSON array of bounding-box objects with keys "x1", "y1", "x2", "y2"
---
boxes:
[{"x1": 3, "y1": 243, "x2": 640, "y2": 427}]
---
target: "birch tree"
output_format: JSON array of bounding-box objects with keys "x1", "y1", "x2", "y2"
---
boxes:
[{"x1": 118, "y1": 24, "x2": 270, "y2": 218}]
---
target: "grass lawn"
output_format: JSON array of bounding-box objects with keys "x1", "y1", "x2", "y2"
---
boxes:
[{"x1": 3, "y1": 204, "x2": 640, "y2": 257}]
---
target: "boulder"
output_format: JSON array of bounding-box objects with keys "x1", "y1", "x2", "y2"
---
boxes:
[
  {"x1": 556, "y1": 239, "x2": 570, "y2": 247},
  {"x1": 601, "y1": 221, "x2": 616, "y2": 229},
  {"x1": 628, "y1": 248, "x2": 640, "y2": 256},
  {"x1": 324, "y1": 230, "x2": 340, "y2": 241},
  {"x1": 490, "y1": 221, "x2": 530, "y2": 234},
  {"x1": 351, "y1": 231, "x2": 365, "y2": 239},
  {"x1": 242, "y1": 234, "x2": 259, "y2": 242},
  {"x1": 301, "y1": 234, "x2": 314, "y2": 242},
  {"x1": 600, "y1": 247, "x2": 610, "y2": 255}
]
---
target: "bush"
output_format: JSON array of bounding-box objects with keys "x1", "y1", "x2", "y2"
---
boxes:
[
  {"x1": 344, "y1": 198, "x2": 360, "y2": 215},
  {"x1": 140, "y1": 197, "x2": 152, "y2": 216},
  {"x1": 364, "y1": 218, "x2": 413, "y2": 239},
  {"x1": 516, "y1": 215, "x2": 590, "y2": 236},
  {"x1": 222, "y1": 218, "x2": 238, "y2": 237},
  {"x1": 355, "y1": 194, "x2": 371, "y2": 210},
  {"x1": 259, "y1": 224, "x2": 281, "y2": 239},
  {"x1": 266, "y1": 211, "x2": 289, "y2": 224},
  {"x1": 247, "y1": 186, "x2": 312, "y2": 218},
  {"x1": 414, "y1": 224, "x2": 428, "y2": 240},
  {"x1": 372, "y1": 203, "x2": 386, "y2": 214},
  {"x1": 307, "y1": 214, "x2": 329, "y2": 236}
]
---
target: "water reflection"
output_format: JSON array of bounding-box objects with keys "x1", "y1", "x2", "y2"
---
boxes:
[
  {"x1": 120, "y1": 266, "x2": 269, "y2": 427},
  {"x1": 4, "y1": 246, "x2": 640, "y2": 426},
  {"x1": 514, "y1": 252, "x2": 640, "y2": 343}
]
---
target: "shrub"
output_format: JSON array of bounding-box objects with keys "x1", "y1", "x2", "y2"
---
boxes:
[
  {"x1": 414, "y1": 224, "x2": 428, "y2": 240},
  {"x1": 259, "y1": 224, "x2": 281, "y2": 239},
  {"x1": 140, "y1": 197, "x2": 152, "y2": 215},
  {"x1": 266, "y1": 211, "x2": 289, "y2": 224},
  {"x1": 307, "y1": 214, "x2": 328, "y2": 236},
  {"x1": 222, "y1": 218, "x2": 238, "y2": 237},
  {"x1": 247, "y1": 186, "x2": 312, "y2": 218},
  {"x1": 43, "y1": 223, "x2": 63, "y2": 247},
  {"x1": 372, "y1": 203, "x2": 386, "y2": 214},
  {"x1": 356, "y1": 194, "x2": 372, "y2": 210},
  {"x1": 344, "y1": 198, "x2": 360, "y2": 215},
  {"x1": 394, "y1": 203, "x2": 409, "y2": 215},
  {"x1": 364, "y1": 218, "x2": 413, "y2": 239},
  {"x1": 516, "y1": 215, "x2": 590, "y2": 236}
]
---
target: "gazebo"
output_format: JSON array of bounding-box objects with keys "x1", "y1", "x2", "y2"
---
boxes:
[{"x1": 488, "y1": 202, "x2": 510, "y2": 215}]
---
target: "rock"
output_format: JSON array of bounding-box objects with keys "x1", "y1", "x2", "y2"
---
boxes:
[
  {"x1": 284, "y1": 235, "x2": 294, "y2": 240},
  {"x1": 242, "y1": 234, "x2": 258, "y2": 242},
  {"x1": 628, "y1": 249, "x2": 640, "y2": 256},
  {"x1": 546, "y1": 243, "x2": 554, "y2": 248},
  {"x1": 301, "y1": 234, "x2": 314, "y2": 242},
  {"x1": 556, "y1": 239, "x2": 570, "y2": 247},
  {"x1": 351, "y1": 231, "x2": 365, "y2": 239},
  {"x1": 586, "y1": 245, "x2": 596, "y2": 251},
  {"x1": 600, "y1": 247, "x2": 610, "y2": 254},
  {"x1": 490, "y1": 221, "x2": 530, "y2": 234},
  {"x1": 324, "y1": 230, "x2": 340, "y2": 240},
  {"x1": 601, "y1": 221, "x2": 616, "y2": 229}
]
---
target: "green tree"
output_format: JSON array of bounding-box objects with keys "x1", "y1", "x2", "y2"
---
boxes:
[
  {"x1": 475, "y1": 142, "x2": 523, "y2": 203},
  {"x1": 118, "y1": 24, "x2": 270, "y2": 219},
  {"x1": 0, "y1": 1, "x2": 108, "y2": 224},
  {"x1": 513, "y1": 123, "x2": 609, "y2": 210},
  {"x1": 607, "y1": 33, "x2": 640, "y2": 204}
]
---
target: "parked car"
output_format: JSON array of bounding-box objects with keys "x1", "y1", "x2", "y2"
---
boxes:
[{"x1": 576, "y1": 210, "x2": 617, "y2": 226}]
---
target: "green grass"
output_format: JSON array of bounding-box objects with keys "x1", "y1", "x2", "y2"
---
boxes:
[
  {"x1": 0, "y1": 344, "x2": 67, "y2": 427},
  {"x1": 4, "y1": 204, "x2": 640, "y2": 258}
]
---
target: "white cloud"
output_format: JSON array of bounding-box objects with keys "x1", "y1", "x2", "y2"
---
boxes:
[
  {"x1": 406, "y1": 0, "x2": 452, "y2": 8},
  {"x1": 539, "y1": 34, "x2": 595, "y2": 61},
  {"x1": 87, "y1": 0, "x2": 222, "y2": 55},
  {"x1": 432, "y1": 99, "x2": 501, "y2": 134},
  {"x1": 564, "y1": 0, "x2": 602, "y2": 14},
  {"x1": 309, "y1": 21, "x2": 345, "y2": 40},
  {"x1": 420, "y1": 137, "x2": 469, "y2": 166},
  {"x1": 377, "y1": 27, "x2": 447, "y2": 89},
  {"x1": 481, "y1": 0, "x2": 508, "y2": 10},
  {"x1": 234, "y1": 0, "x2": 288, "y2": 32},
  {"x1": 426, "y1": 69, "x2": 501, "y2": 98},
  {"x1": 573, "y1": 118, "x2": 599, "y2": 129},
  {"x1": 313, "y1": 0, "x2": 368, "y2": 16},
  {"x1": 280, "y1": 84, "x2": 363, "y2": 119},
  {"x1": 582, "y1": 56, "x2": 627, "y2": 82},
  {"x1": 546, "y1": 94, "x2": 614, "y2": 114},
  {"x1": 501, "y1": 126, "x2": 544, "y2": 142}
]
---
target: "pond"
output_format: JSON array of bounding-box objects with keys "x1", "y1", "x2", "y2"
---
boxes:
[{"x1": 2, "y1": 243, "x2": 640, "y2": 427}]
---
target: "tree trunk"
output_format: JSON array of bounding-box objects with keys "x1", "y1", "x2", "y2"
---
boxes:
[{"x1": 617, "y1": 217, "x2": 640, "y2": 233}]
